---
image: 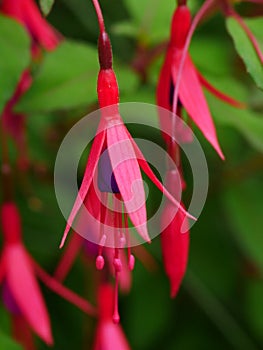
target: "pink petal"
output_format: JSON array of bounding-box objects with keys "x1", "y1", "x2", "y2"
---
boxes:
[
  {"x1": 93, "y1": 284, "x2": 131, "y2": 350},
  {"x1": 173, "y1": 53, "x2": 224, "y2": 159},
  {"x1": 60, "y1": 127, "x2": 106, "y2": 248},
  {"x1": 106, "y1": 121, "x2": 150, "y2": 243},
  {"x1": 4, "y1": 244, "x2": 53, "y2": 345},
  {"x1": 130, "y1": 138, "x2": 196, "y2": 221},
  {"x1": 22, "y1": 0, "x2": 60, "y2": 50},
  {"x1": 197, "y1": 71, "x2": 246, "y2": 108},
  {"x1": 161, "y1": 204, "x2": 189, "y2": 297},
  {"x1": 95, "y1": 321, "x2": 131, "y2": 350},
  {"x1": 33, "y1": 259, "x2": 97, "y2": 316}
]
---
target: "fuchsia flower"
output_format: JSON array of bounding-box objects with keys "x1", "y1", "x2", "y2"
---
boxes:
[
  {"x1": 1, "y1": 0, "x2": 60, "y2": 51},
  {"x1": 0, "y1": 202, "x2": 96, "y2": 346},
  {"x1": 60, "y1": 20, "x2": 194, "y2": 321},
  {"x1": 92, "y1": 284, "x2": 131, "y2": 350},
  {"x1": 160, "y1": 169, "x2": 189, "y2": 298},
  {"x1": 157, "y1": 4, "x2": 245, "y2": 159}
]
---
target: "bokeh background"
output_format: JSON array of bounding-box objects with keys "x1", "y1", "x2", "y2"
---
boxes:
[{"x1": 1, "y1": 0, "x2": 263, "y2": 349}]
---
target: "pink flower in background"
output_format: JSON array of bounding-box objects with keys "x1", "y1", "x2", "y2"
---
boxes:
[
  {"x1": 160, "y1": 170, "x2": 189, "y2": 297},
  {"x1": 0, "y1": 0, "x2": 60, "y2": 51},
  {"x1": 157, "y1": 4, "x2": 244, "y2": 159},
  {"x1": 92, "y1": 284, "x2": 131, "y2": 350},
  {"x1": 0, "y1": 0, "x2": 60, "y2": 169},
  {"x1": 0, "y1": 202, "x2": 96, "y2": 346}
]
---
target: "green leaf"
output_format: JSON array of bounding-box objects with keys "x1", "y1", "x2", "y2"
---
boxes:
[
  {"x1": 0, "y1": 15, "x2": 30, "y2": 114},
  {"x1": 16, "y1": 40, "x2": 98, "y2": 113},
  {"x1": 222, "y1": 177, "x2": 263, "y2": 271},
  {"x1": 204, "y1": 76, "x2": 263, "y2": 153},
  {"x1": 39, "y1": 0, "x2": 55, "y2": 16},
  {"x1": 245, "y1": 280, "x2": 263, "y2": 341},
  {"x1": 226, "y1": 17, "x2": 263, "y2": 90},
  {"x1": 0, "y1": 332, "x2": 22, "y2": 350},
  {"x1": 123, "y1": 0, "x2": 175, "y2": 44}
]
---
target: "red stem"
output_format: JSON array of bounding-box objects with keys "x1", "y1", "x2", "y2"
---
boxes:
[
  {"x1": 172, "y1": 0, "x2": 216, "y2": 115},
  {"x1": 91, "y1": 0, "x2": 105, "y2": 33},
  {"x1": 32, "y1": 258, "x2": 97, "y2": 317}
]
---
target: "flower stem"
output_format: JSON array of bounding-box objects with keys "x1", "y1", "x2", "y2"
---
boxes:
[
  {"x1": 91, "y1": 0, "x2": 105, "y2": 33},
  {"x1": 0, "y1": 120, "x2": 13, "y2": 202},
  {"x1": 172, "y1": 0, "x2": 215, "y2": 116}
]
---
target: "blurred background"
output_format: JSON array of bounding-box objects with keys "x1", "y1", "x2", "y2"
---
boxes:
[{"x1": 1, "y1": 0, "x2": 263, "y2": 349}]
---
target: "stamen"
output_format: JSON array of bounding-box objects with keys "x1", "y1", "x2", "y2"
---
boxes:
[
  {"x1": 112, "y1": 197, "x2": 122, "y2": 323},
  {"x1": 124, "y1": 210, "x2": 136, "y2": 271},
  {"x1": 113, "y1": 267, "x2": 120, "y2": 324},
  {"x1": 96, "y1": 193, "x2": 107, "y2": 270},
  {"x1": 128, "y1": 254, "x2": 135, "y2": 271},
  {"x1": 96, "y1": 255, "x2": 105, "y2": 270}
]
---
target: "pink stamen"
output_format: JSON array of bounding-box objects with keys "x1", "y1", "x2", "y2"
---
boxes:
[
  {"x1": 96, "y1": 193, "x2": 108, "y2": 270},
  {"x1": 112, "y1": 198, "x2": 122, "y2": 323},
  {"x1": 128, "y1": 254, "x2": 135, "y2": 271},
  {"x1": 96, "y1": 255, "x2": 105, "y2": 270}
]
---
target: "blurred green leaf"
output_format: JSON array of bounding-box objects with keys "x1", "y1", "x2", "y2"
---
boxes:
[
  {"x1": 0, "y1": 15, "x2": 30, "y2": 114},
  {"x1": 39, "y1": 0, "x2": 55, "y2": 16},
  {"x1": 204, "y1": 76, "x2": 263, "y2": 153},
  {"x1": 226, "y1": 17, "x2": 263, "y2": 90},
  {"x1": 123, "y1": 0, "x2": 175, "y2": 43},
  {"x1": 16, "y1": 40, "x2": 98, "y2": 113},
  {"x1": 245, "y1": 280, "x2": 263, "y2": 341},
  {"x1": 185, "y1": 271, "x2": 258, "y2": 350},
  {"x1": 190, "y1": 37, "x2": 233, "y2": 76},
  {"x1": 222, "y1": 177, "x2": 263, "y2": 271},
  {"x1": 125, "y1": 264, "x2": 172, "y2": 349},
  {"x1": 0, "y1": 332, "x2": 22, "y2": 350}
]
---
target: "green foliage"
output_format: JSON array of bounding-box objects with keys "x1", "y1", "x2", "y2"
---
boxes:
[
  {"x1": 223, "y1": 177, "x2": 263, "y2": 272},
  {"x1": 0, "y1": 15, "x2": 30, "y2": 114},
  {"x1": 16, "y1": 40, "x2": 99, "y2": 113},
  {"x1": 226, "y1": 17, "x2": 263, "y2": 90},
  {"x1": 0, "y1": 332, "x2": 22, "y2": 350},
  {"x1": 39, "y1": 0, "x2": 55, "y2": 16}
]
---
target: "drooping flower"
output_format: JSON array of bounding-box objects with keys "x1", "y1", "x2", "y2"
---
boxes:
[
  {"x1": 92, "y1": 284, "x2": 131, "y2": 350},
  {"x1": 0, "y1": 0, "x2": 60, "y2": 51},
  {"x1": 59, "y1": 3, "x2": 195, "y2": 322},
  {"x1": 0, "y1": 202, "x2": 96, "y2": 346},
  {"x1": 157, "y1": 4, "x2": 245, "y2": 159},
  {"x1": 160, "y1": 169, "x2": 189, "y2": 297}
]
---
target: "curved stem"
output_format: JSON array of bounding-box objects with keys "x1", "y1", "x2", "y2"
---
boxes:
[
  {"x1": 32, "y1": 258, "x2": 97, "y2": 317},
  {"x1": 172, "y1": 0, "x2": 216, "y2": 116},
  {"x1": 91, "y1": 0, "x2": 105, "y2": 33}
]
